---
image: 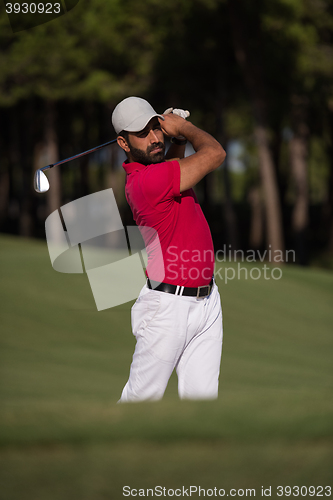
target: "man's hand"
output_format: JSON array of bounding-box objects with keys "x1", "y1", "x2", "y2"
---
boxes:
[
  {"x1": 163, "y1": 108, "x2": 190, "y2": 119},
  {"x1": 162, "y1": 108, "x2": 190, "y2": 141},
  {"x1": 159, "y1": 112, "x2": 191, "y2": 138}
]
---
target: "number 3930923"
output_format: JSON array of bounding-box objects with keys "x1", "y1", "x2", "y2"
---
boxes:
[
  {"x1": 5, "y1": 3, "x2": 61, "y2": 14},
  {"x1": 277, "y1": 486, "x2": 331, "y2": 497}
]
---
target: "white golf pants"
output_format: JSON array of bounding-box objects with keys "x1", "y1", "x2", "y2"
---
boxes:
[{"x1": 119, "y1": 281, "x2": 223, "y2": 402}]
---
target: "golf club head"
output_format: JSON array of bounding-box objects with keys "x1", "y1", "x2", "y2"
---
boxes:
[{"x1": 34, "y1": 169, "x2": 50, "y2": 193}]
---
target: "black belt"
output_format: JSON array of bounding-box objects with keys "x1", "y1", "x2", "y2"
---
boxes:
[{"x1": 147, "y1": 277, "x2": 214, "y2": 299}]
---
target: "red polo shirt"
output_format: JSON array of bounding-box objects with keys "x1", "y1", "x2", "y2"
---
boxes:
[{"x1": 123, "y1": 159, "x2": 214, "y2": 287}]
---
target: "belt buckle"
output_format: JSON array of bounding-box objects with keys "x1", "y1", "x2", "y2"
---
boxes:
[{"x1": 196, "y1": 284, "x2": 211, "y2": 299}]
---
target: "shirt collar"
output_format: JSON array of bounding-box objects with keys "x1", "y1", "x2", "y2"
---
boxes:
[{"x1": 122, "y1": 161, "x2": 147, "y2": 174}]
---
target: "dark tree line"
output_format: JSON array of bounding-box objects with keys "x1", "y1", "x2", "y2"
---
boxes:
[{"x1": 0, "y1": 0, "x2": 332, "y2": 266}]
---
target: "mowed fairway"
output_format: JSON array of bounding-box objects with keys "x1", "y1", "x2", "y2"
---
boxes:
[{"x1": 0, "y1": 234, "x2": 332, "y2": 499}]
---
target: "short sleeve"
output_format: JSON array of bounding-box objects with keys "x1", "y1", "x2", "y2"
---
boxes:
[{"x1": 140, "y1": 160, "x2": 180, "y2": 210}]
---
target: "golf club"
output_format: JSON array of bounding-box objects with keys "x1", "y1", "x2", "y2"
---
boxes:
[{"x1": 34, "y1": 138, "x2": 117, "y2": 193}]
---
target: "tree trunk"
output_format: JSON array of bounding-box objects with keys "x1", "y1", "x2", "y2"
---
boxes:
[
  {"x1": 8, "y1": 105, "x2": 20, "y2": 232},
  {"x1": 227, "y1": 0, "x2": 284, "y2": 262},
  {"x1": 272, "y1": 126, "x2": 287, "y2": 209},
  {"x1": 45, "y1": 100, "x2": 61, "y2": 216},
  {"x1": 248, "y1": 185, "x2": 263, "y2": 249},
  {"x1": 254, "y1": 123, "x2": 284, "y2": 258},
  {"x1": 105, "y1": 137, "x2": 124, "y2": 249},
  {"x1": 106, "y1": 141, "x2": 121, "y2": 193},
  {"x1": 79, "y1": 102, "x2": 93, "y2": 197},
  {"x1": 0, "y1": 109, "x2": 10, "y2": 229},
  {"x1": 290, "y1": 95, "x2": 309, "y2": 265},
  {"x1": 323, "y1": 107, "x2": 333, "y2": 255},
  {"x1": 222, "y1": 160, "x2": 239, "y2": 250},
  {"x1": 19, "y1": 100, "x2": 35, "y2": 237},
  {"x1": 215, "y1": 87, "x2": 239, "y2": 251},
  {"x1": 0, "y1": 165, "x2": 9, "y2": 229}
]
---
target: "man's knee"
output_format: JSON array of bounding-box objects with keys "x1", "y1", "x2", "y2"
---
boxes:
[{"x1": 119, "y1": 381, "x2": 166, "y2": 403}]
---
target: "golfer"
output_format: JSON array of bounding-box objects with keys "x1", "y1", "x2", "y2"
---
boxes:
[{"x1": 112, "y1": 97, "x2": 226, "y2": 402}]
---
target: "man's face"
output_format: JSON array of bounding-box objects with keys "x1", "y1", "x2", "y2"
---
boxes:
[{"x1": 121, "y1": 118, "x2": 165, "y2": 165}]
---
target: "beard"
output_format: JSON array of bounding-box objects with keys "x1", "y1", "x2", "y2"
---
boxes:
[{"x1": 128, "y1": 141, "x2": 165, "y2": 165}]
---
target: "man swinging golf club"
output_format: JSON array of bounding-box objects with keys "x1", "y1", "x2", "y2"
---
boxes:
[{"x1": 112, "y1": 96, "x2": 226, "y2": 402}]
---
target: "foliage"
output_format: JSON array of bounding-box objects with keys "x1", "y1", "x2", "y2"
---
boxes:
[{"x1": 0, "y1": 0, "x2": 332, "y2": 256}]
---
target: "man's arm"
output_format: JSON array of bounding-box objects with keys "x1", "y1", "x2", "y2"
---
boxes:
[
  {"x1": 159, "y1": 114, "x2": 226, "y2": 192},
  {"x1": 165, "y1": 140, "x2": 186, "y2": 161},
  {"x1": 164, "y1": 108, "x2": 187, "y2": 161}
]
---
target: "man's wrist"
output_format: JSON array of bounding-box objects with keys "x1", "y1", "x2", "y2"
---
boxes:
[{"x1": 170, "y1": 137, "x2": 187, "y2": 146}]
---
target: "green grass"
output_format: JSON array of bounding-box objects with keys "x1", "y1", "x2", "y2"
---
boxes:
[{"x1": 0, "y1": 234, "x2": 332, "y2": 499}]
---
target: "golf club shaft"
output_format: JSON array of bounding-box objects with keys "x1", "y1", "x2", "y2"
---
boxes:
[{"x1": 41, "y1": 138, "x2": 117, "y2": 172}]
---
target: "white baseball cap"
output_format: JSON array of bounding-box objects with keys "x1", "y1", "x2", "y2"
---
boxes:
[{"x1": 112, "y1": 97, "x2": 164, "y2": 134}]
